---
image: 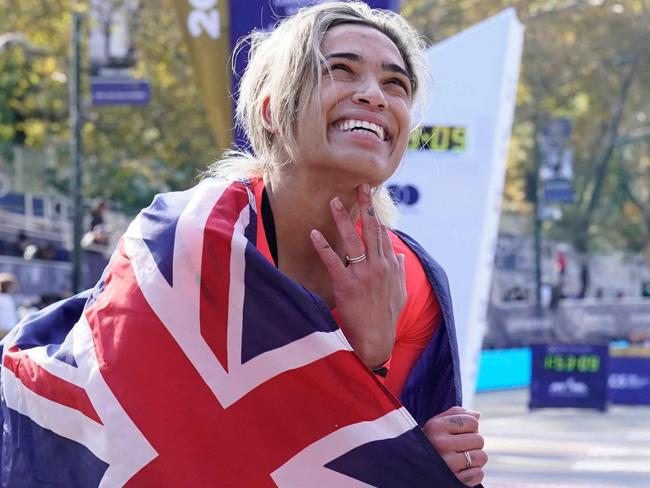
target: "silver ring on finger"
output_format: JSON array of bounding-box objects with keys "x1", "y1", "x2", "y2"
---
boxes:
[
  {"x1": 463, "y1": 450, "x2": 472, "y2": 469},
  {"x1": 345, "y1": 253, "x2": 367, "y2": 265}
]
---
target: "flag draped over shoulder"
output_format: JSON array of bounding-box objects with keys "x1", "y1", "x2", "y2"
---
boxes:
[{"x1": 0, "y1": 179, "x2": 467, "y2": 487}]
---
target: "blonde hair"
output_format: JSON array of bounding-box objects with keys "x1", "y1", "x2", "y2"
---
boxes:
[{"x1": 206, "y1": 1, "x2": 428, "y2": 226}]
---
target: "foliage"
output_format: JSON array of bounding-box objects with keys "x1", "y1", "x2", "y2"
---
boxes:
[
  {"x1": 1, "y1": 0, "x2": 649, "y2": 252},
  {"x1": 403, "y1": 0, "x2": 650, "y2": 255},
  {"x1": 0, "y1": 0, "x2": 216, "y2": 214}
]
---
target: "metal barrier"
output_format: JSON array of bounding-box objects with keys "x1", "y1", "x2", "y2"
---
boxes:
[
  {"x1": 485, "y1": 299, "x2": 650, "y2": 348},
  {"x1": 0, "y1": 255, "x2": 72, "y2": 296}
]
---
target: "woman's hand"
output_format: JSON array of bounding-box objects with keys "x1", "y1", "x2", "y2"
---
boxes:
[
  {"x1": 309, "y1": 184, "x2": 406, "y2": 369},
  {"x1": 423, "y1": 406, "x2": 487, "y2": 487}
]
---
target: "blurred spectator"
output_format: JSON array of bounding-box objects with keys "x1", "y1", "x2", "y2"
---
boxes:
[
  {"x1": 503, "y1": 286, "x2": 529, "y2": 302},
  {"x1": 549, "y1": 284, "x2": 563, "y2": 310},
  {"x1": 555, "y1": 247, "x2": 567, "y2": 277},
  {"x1": 23, "y1": 243, "x2": 39, "y2": 260},
  {"x1": 0, "y1": 273, "x2": 19, "y2": 333},
  {"x1": 82, "y1": 201, "x2": 111, "y2": 288},
  {"x1": 37, "y1": 242, "x2": 56, "y2": 261},
  {"x1": 555, "y1": 244, "x2": 569, "y2": 300},
  {"x1": 90, "y1": 201, "x2": 107, "y2": 230},
  {"x1": 540, "y1": 283, "x2": 552, "y2": 308},
  {"x1": 13, "y1": 232, "x2": 32, "y2": 258},
  {"x1": 83, "y1": 201, "x2": 109, "y2": 247},
  {"x1": 642, "y1": 281, "x2": 650, "y2": 298}
]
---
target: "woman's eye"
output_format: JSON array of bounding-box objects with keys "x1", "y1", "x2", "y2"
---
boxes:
[
  {"x1": 330, "y1": 63, "x2": 352, "y2": 73},
  {"x1": 387, "y1": 78, "x2": 406, "y2": 89},
  {"x1": 387, "y1": 78, "x2": 410, "y2": 95}
]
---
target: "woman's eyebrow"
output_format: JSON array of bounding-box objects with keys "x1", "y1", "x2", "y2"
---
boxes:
[
  {"x1": 324, "y1": 52, "x2": 361, "y2": 62},
  {"x1": 383, "y1": 62, "x2": 411, "y2": 81},
  {"x1": 324, "y1": 52, "x2": 410, "y2": 80}
]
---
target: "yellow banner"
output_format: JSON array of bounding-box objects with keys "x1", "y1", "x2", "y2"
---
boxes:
[{"x1": 173, "y1": 0, "x2": 232, "y2": 150}]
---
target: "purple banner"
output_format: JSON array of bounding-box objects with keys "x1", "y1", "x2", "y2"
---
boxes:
[{"x1": 609, "y1": 355, "x2": 650, "y2": 405}]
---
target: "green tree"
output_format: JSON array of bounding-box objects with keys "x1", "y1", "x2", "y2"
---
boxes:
[
  {"x1": 0, "y1": 0, "x2": 216, "y2": 214},
  {"x1": 2, "y1": 0, "x2": 649, "y2": 246},
  {"x1": 404, "y1": 0, "x2": 650, "y2": 256}
]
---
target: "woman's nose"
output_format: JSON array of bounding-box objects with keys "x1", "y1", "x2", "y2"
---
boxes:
[{"x1": 352, "y1": 78, "x2": 387, "y2": 110}]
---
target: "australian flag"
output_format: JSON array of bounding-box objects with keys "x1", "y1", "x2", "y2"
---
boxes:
[{"x1": 0, "y1": 179, "x2": 468, "y2": 487}]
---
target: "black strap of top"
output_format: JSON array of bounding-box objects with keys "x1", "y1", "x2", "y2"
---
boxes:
[
  {"x1": 262, "y1": 186, "x2": 387, "y2": 377},
  {"x1": 261, "y1": 187, "x2": 279, "y2": 267}
]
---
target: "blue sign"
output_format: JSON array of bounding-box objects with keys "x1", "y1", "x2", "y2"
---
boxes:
[
  {"x1": 529, "y1": 344, "x2": 609, "y2": 411},
  {"x1": 609, "y1": 355, "x2": 650, "y2": 405},
  {"x1": 91, "y1": 78, "x2": 150, "y2": 106},
  {"x1": 543, "y1": 179, "x2": 574, "y2": 203}
]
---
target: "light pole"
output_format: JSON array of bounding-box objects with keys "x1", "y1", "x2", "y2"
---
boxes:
[{"x1": 70, "y1": 9, "x2": 84, "y2": 293}]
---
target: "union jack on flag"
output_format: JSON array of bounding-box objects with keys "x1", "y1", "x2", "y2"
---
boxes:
[{"x1": 0, "y1": 179, "x2": 465, "y2": 487}]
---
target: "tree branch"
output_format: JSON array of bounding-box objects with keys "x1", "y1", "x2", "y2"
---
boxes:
[
  {"x1": 524, "y1": 0, "x2": 591, "y2": 22},
  {"x1": 618, "y1": 161, "x2": 650, "y2": 231},
  {"x1": 583, "y1": 51, "x2": 639, "y2": 220}
]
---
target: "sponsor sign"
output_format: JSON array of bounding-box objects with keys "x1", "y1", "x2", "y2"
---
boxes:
[
  {"x1": 530, "y1": 344, "x2": 609, "y2": 410},
  {"x1": 609, "y1": 348, "x2": 650, "y2": 405},
  {"x1": 408, "y1": 126, "x2": 466, "y2": 152},
  {"x1": 387, "y1": 184, "x2": 420, "y2": 207}
]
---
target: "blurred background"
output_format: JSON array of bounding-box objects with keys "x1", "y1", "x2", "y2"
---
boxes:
[
  {"x1": 0, "y1": 1, "x2": 649, "y2": 486},
  {"x1": 1, "y1": 0, "x2": 648, "y2": 332}
]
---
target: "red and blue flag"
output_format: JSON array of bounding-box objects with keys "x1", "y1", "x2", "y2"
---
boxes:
[{"x1": 0, "y1": 179, "x2": 466, "y2": 487}]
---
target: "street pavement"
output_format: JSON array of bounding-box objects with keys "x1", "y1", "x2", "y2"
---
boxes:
[{"x1": 474, "y1": 388, "x2": 650, "y2": 488}]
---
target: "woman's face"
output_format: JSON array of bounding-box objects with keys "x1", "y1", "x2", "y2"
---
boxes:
[{"x1": 291, "y1": 23, "x2": 413, "y2": 186}]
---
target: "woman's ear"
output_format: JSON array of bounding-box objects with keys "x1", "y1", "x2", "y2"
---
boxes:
[{"x1": 261, "y1": 95, "x2": 277, "y2": 133}]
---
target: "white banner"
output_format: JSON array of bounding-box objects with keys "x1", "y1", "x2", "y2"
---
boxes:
[{"x1": 388, "y1": 9, "x2": 524, "y2": 407}]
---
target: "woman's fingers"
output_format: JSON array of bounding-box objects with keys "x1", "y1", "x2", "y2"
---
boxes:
[
  {"x1": 358, "y1": 184, "x2": 382, "y2": 260},
  {"x1": 315, "y1": 187, "x2": 404, "y2": 368},
  {"x1": 329, "y1": 196, "x2": 366, "y2": 264},
  {"x1": 425, "y1": 407, "x2": 487, "y2": 486},
  {"x1": 424, "y1": 413, "x2": 480, "y2": 436},
  {"x1": 380, "y1": 222, "x2": 395, "y2": 260},
  {"x1": 454, "y1": 449, "x2": 488, "y2": 471},
  {"x1": 397, "y1": 253, "x2": 406, "y2": 297},
  {"x1": 442, "y1": 449, "x2": 487, "y2": 486},
  {"x1": 456, "y1": 466, "x2": 485, "y2": 487},
  {"x1": 310, "y1": 229, "x2": 347, "y2": 284}
]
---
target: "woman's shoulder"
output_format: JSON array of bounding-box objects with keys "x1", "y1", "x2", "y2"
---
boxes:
[
  {"x1": 387, "y1": 228, "x2": 451, "y2": 291},
  {"x1": 387, "y1": 229, "x2": 437, "y2": 309}
]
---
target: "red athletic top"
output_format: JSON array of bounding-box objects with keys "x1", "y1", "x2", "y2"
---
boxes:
[{"x1": 252, "y1": 180, "x2": 440, "y2": 398}]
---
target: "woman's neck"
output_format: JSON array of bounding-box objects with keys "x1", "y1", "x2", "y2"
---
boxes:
[{"x1": 263, "y1": 167, "x2": 360, "y2": 298}]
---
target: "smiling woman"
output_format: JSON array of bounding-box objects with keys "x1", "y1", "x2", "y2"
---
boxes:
[
  {"x1": 0, "y1": 2, "x2": 485, "y2": 487},
  {"x1": 203, "y1": 2, "x2": 487, "y2": 486},
  {"x1": 296, "y1": 23, "x2": 412, "y2": 186}
]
